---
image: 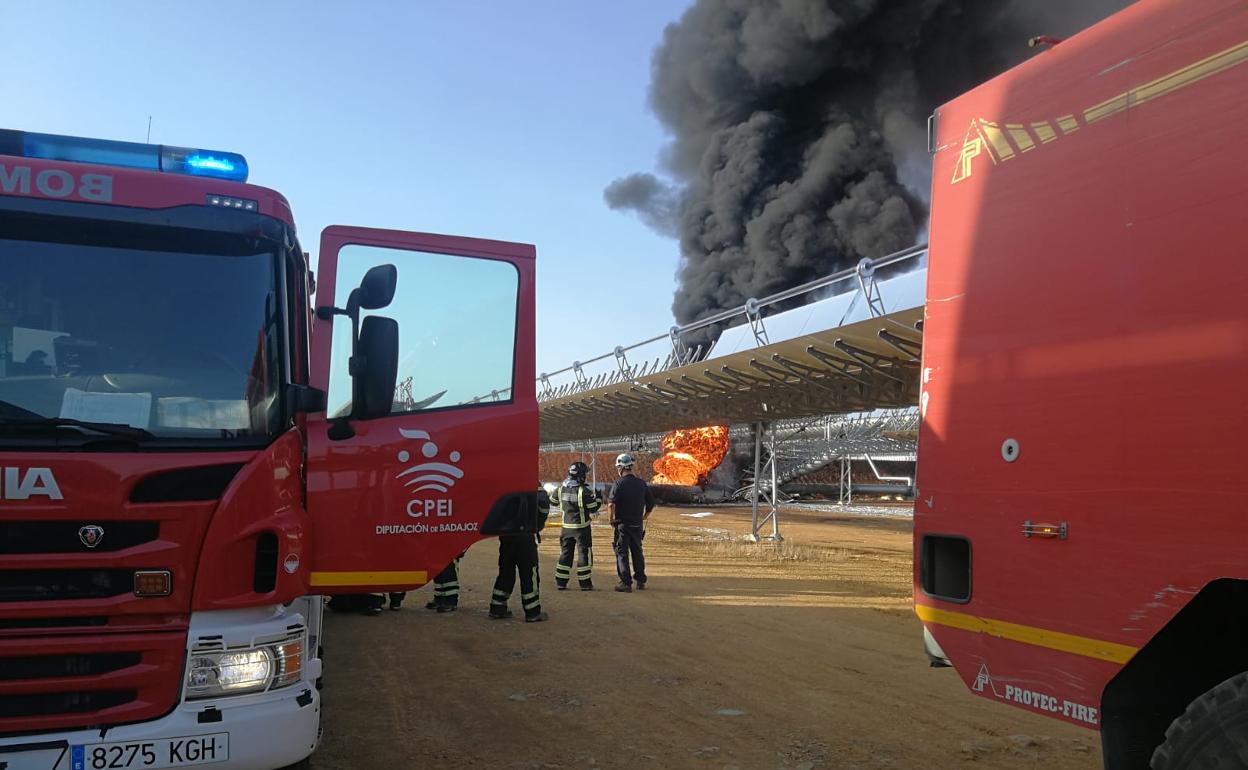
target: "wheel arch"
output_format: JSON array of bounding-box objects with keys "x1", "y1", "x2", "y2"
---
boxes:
[{"x1": 1100, "y1": 578, "x2": 1248, "y2": 769}]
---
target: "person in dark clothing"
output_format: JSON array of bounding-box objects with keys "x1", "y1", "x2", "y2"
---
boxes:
[
  {"x1": 389, "y1": 591, "x2": 407, "y2": 611},
  {"x1": 327, "y1": 593, "x2": 385, "y2": 615},
  {"x1": 489, "y1": 488, "x2": 550, "y2": 622},
  {"x1": 607, "y1": 453, "x2": 655, "y2": 593},
  {"x1": 423, "y1": 551, "x2": 464, "y2": 612},
  {"x1": 554, "y1": 461, "x2": 601, "y2": 591}
]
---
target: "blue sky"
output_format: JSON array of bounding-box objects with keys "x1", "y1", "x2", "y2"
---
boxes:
[{"x1": 2, "y1": 2, "x2": 691, "y2": 379}]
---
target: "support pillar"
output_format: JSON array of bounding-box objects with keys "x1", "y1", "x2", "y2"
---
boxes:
[{"x1": 747, "y1": 421, "x2": 783, "y2": 543}]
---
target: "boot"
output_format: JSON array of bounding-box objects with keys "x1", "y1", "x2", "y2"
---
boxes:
[
  {"x1": 489, "y1": 607, "x2": 514, "y2": 620},
  {"x1": 424, "y1": 600, "x2": 439, "y2": 611},
  {"x1": 614, "y1": 582, "x2": 632, "y2": 593},
  {"x1": 524, "y1": 611, "x2": 549, "y2": 623},
  {"x1": 437, "y1": 604, "x2": 456, "y2": 613}
]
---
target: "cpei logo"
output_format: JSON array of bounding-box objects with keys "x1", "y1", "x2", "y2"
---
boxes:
[{"x1": 397, "y1": 428, "x2": 464, "y2": 518}]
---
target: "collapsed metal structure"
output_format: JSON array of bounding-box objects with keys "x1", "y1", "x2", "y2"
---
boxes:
[{"x1": 538, "y1": 244, "x2": 928, "y2": 541}]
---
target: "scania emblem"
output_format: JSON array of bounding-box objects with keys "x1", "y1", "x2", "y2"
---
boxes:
[{"x1": 78, "y1": 525, "x2": 105, "y2": 548}]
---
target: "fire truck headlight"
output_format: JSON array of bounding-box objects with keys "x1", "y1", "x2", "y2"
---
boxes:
[
  {"x1": 185, "y1": 638, "x2": 306, "y2": 700},
  {"x1": 186, "y1": 648, "x2": 274, "y2": 699}
]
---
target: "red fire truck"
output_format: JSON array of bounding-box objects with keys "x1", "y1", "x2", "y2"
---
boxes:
[
  {"x1": 0, "y1": 130, "x2": 538, "y2": 769},
  {"x1": 915, "y1": 0, "x2": 1248, "y2": 767}
]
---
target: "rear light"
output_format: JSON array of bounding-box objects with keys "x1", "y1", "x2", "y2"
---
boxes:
[{"x1": 133, "y1": 570, "x2": 172, "y2": 597}]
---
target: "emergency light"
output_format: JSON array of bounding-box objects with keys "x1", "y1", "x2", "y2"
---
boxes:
[{"x1": 0, "y1": 128, "x2": 249, "y2": 183}]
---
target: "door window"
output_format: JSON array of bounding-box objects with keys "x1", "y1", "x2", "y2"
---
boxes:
[{"x1": 326, "y1": 244, "x2": 519, "y2": 418}]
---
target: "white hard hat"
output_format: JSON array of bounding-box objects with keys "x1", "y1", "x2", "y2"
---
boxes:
[{"x1": 615, "y1": 453, "x2": 635, "y2": 469}]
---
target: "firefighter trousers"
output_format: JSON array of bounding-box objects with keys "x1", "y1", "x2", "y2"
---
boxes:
[
  {"x1": 613, "y1": 523, "x2": 646, "y2": 586},
  {"x1": 491, "y1": 535, "x2": 542, "y2": 619},
  {"x1": 555, "y1": 528, "x2": 593, "y2": 589},
  {"x1": 426, "y1": 555, "x2": 461, "y2": 608}
]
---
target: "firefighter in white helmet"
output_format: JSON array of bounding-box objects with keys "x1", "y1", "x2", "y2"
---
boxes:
[{"x1": 607, "y1": 453, "x2": 655, "y2": 592}]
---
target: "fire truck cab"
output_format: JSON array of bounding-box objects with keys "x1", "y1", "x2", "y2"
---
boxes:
[{"x1": 0, "y1": 129, "x2": 537, "y2": 769}]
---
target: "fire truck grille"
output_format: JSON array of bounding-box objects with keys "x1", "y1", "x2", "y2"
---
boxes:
[
  {"x1": 0, "y1": 652, "x2": 141, "y2": 682},
  {"x1": 0, "y1": 632, "x2": 184, "y2": 735},
  {"x1": 0, "y1": 569, "x2": 136, "y2": 602},
  {"x1": 0, "y1": 690, "x2": 136, "y2": 720},
  {"x1": 0, "y1": 521, "x2": 159, "y2": 554}
]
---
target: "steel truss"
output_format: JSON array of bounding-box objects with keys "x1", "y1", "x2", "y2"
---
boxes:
[{"x1": 535, "y1": 245, "x2": 926, "y2": 444}]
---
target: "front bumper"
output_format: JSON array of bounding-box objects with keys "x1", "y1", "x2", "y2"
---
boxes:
[
  {"x1": 0, "y1": 684, "x2": 320, "y2": 770},
  {"x1": 0, "y1": 602, "x2": 323, "y2": 770}
]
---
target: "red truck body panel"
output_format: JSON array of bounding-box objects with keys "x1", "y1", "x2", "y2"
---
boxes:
[
  {"x1": 915, "y1": 0, "x2": 1248, "y2": 730},
  {"x1": 0, "y1": 153, "x2": 294, "y2": 225}
]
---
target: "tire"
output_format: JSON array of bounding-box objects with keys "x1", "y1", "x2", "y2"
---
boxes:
[{"x1": 1151, "y1": 671, "x2": 1248, "y2": 769}]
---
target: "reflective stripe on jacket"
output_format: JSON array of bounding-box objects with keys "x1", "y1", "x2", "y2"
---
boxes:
[{"x1": 556, "y1": 481, "x2": 600, "y2": 529}]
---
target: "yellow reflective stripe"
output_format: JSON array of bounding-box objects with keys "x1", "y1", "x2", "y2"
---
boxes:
[
  {"x1": 915, "y1": 604, "x2": 1137, "y2": 664},
  {"x1": 310, "y1": 570, "x2": 427, "y2": 587},
  {"x1": 1084, "y1": 39, "x2": 1248, "y2": 124}
]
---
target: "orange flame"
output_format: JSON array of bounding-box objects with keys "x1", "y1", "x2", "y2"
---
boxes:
[{"x1": 651, "y1": 425, "x2": 729, "y2": 486}]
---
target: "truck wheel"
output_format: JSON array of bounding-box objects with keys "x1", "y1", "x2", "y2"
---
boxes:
[{"x1": 1151, "y1": 671, "x2": 1248, "y2": 769}]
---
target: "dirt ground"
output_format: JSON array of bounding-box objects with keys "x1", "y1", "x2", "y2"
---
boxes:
[{"x1": 313, "y1": 505, "x2": 1102, "y2": 770}]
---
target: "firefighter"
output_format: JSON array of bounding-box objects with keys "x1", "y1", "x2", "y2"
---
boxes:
[
  {"x1": 554, "y1": 461, "x2": 600, "y2": 591},
  {"x1": 608, "y1": 453, "x2": 655, "y2": 592},
  {"x1": 489, "y1": 487, "x2": 549, "y2": 622},
  {"x1": 422, "y1": 551, "x2": 464, "y2": 612}
]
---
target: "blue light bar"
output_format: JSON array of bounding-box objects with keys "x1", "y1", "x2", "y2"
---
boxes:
[{"x1": 0, "y1": 128, "x2": 249, "y2": 183}]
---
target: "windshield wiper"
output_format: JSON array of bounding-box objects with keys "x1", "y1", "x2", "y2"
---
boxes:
[{"x1": 0, "y1": 417, "x2": 155, "y2": 440}]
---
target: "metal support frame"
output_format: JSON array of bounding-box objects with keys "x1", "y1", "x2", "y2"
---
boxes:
[
  {"x1": 745, "y1": 297, "x2": 769, "y2": 346},
  {"x1": 839, "y1": 458, "x2": 852, "y2": 504},
  {"x1": 746, "y1": 422, "x2": 783, "y2": 543},
  {"x1": 855, "y1": 258, "x2": 887, "y2": 318}
]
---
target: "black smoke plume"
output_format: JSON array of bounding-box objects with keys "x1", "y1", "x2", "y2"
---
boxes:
[{"x1": 610, "y1": 0, "x2": 1130, "y2": 325}]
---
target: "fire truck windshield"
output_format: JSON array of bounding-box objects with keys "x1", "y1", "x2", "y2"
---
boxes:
[{"x1": 0, "y1": 231, "x2": 284, "y2": 445}]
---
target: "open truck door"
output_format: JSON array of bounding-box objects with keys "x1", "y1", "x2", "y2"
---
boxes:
[{"x1": 305, "y1": 226, "x2": 537, "y2": 593}]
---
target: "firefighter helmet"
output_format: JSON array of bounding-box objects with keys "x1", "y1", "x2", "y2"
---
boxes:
[
  {"x1": 615, "y1": 453, "x2": 636, "y2": 470},
  {"x1": 567, "y1": 461, "x2": 590, "y2": 480}
]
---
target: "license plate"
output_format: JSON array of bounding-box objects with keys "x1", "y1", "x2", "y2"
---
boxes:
[{"x1": 71, "y1": 734, "x2": 228, "y2": 770}]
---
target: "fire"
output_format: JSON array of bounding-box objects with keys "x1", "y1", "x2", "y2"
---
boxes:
[{"x1": 651, "y1": 426, "x2": 729, "y2": 486}]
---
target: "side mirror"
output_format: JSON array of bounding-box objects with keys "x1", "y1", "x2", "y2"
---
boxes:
[
  {"x1": 358, "y1": 264, "x2": 397, "y2": 310},
  {"x1": 317, "y1": 263, "x2": 400, "y2": 438},
  {"x1": 351, "y1": 315, "x2": 398, "y2": 420}
]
